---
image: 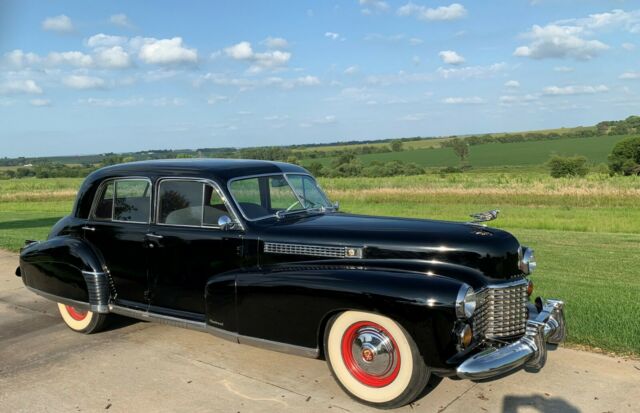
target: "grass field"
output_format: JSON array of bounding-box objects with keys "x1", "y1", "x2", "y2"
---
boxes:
[
  {"x1": 311, "y1": 134, "x2": 629, "y2": 169},
  {"x1": 1, "y1": 173, "x2": 639, "y2": 356}
]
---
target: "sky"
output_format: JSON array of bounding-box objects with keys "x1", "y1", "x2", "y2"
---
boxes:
[{"x1": 1, "y1": 0, "x2": 639, "y2": 158}]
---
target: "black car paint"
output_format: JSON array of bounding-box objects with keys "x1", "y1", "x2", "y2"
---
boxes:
[{"x1": 18, "y1": 159, "x2": 525, "y2": 370}]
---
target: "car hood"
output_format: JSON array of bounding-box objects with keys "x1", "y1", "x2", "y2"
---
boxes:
[{"x1": 254, "y1": 212, "x2": 522, "y2": 280}]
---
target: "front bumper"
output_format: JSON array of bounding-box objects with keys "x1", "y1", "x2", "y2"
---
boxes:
[{"x1": 456, "y1": 298, "x2": 566, "y2": 380}]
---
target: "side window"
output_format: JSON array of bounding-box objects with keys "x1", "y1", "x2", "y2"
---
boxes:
[
  {"x1": 158, "y1": 180, "x2": 230, "y2": 227},
  {"x1": 114, "y1": 180, "x2": 151, "y2": 223},
  {"x1": 94, "y1": 182, "x2": 114, "y2": 220}
]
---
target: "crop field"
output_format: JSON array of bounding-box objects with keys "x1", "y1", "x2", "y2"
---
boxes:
[
  {"x1": 1, "y1": 172, "x2": 639, "y2": 356},
  {"x1": 311, "y1": 134, "x2": 629, "y2": 169}
]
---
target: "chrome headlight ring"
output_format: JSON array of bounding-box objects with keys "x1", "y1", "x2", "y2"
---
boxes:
[{"x1": 455, "y1": 284, "x2": 477, "y2": 319}]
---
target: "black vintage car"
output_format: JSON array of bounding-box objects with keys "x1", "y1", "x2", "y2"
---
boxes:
[{"x1": 17, "y1": 159, "x2": 566, "y2": 409}]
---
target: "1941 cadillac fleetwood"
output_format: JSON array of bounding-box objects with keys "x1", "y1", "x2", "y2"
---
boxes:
[{"x1": 16, "y1": 159, "x2": 566, "y2": 409}]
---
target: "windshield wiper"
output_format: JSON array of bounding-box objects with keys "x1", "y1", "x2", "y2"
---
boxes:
[{"x1": 275, "y1": 205, "x2": 333, "y2": 220}]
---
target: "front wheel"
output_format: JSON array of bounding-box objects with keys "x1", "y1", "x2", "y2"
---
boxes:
[
  {"x1": 324, "y1": 311, "x2": 431, "y2": 409},
  {"x1": 57, "y1": 303, "x2": 109, "y2": 334}
]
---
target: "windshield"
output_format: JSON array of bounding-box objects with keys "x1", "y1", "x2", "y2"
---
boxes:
[{"x1": 228, "y1": 174, "x2": 333, "y2": 220}]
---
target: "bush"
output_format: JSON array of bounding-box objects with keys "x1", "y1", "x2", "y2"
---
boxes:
[
  {"x1": 361, "y1": 161, "x2": 424, "y2": 177},
  {"x1": 547, "y1": 155, "x2": 589, "y2": 178},
  {"x1": 608, "y1": 136, "x2": 640, "y2": 175}
]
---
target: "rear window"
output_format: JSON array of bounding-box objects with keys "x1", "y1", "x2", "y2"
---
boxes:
[{"x1": 93, "y1": 179, "x2": 151, "y2": 223}]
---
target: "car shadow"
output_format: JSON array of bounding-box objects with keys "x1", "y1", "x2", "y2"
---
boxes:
[
  {"x1": 0, "y1": 217, "x2": 62, "y2": 230},
  {"x1": 105, "y1": 314, "x2": 142, "y2": 331},
  {"x1": 502, "y1": 394, "x2": 581, "y2": 413}
]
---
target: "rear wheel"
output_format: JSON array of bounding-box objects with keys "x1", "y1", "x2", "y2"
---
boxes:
[
  {"x1": 324, "y1": 311, "x2": 431, "y2": 409},
  {"x1": 57, "y1": 303, "x2": 109, "y2": 334}
]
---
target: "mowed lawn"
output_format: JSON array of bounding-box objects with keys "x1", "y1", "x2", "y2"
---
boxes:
[{"x1": 1, "y1": 174, "x2": 639, "y2": 356}]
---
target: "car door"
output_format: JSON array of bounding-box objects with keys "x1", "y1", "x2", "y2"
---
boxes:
[
  {"x1": 146, "y1": 178, "x2": 244, "y2": 326},
  {"x1": 84, "y1": 178, "x2": 152, "y2": 307}
]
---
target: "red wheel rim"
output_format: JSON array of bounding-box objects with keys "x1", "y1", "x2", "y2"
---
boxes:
[
  {"x1": 65, "y1": 305, "x2": 88, "y2": 321},
  {"x1": 341, "y1": 321, "x2": 401, "y2": 387}
]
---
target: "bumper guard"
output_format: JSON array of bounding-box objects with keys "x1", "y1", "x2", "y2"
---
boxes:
[{"x1": 456, "y1": 298, "x2": 566, "y2": 380}]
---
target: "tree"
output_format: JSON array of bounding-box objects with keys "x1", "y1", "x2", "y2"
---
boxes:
[
  {"x1": 451, "y1": 138, "x2": 469, "y2": 163},
  {"x1": 390, "y1": 140, "x2": 403, "y2": 152},
  {"x1": 547, "y1": 155, "x2": 589, "y2": 178},
  {"x1": 608, "y1": 136, "x2": 640, "y2": 175},
  {"x1": 306, "y1": 162, "x2": 324, "y2": 176}
]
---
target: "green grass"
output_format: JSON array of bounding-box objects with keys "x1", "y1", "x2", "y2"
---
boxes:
[
  {"x1": 310, "y1": 134, "x2": 630, "y2": 169},
  {"x1": 1, "y1": 173, "x2": 639, "y2": 356}
]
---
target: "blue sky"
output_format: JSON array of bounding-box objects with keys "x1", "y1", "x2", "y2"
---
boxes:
[{"x1": 1, "y1": 1, "x2": 639, "y2": 157}]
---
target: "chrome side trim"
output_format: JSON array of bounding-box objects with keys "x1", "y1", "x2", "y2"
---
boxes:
[
  {"x1": 109, "y1": 304, "x2": 320, "y2": 358},
  {"x1": 264, "y1": 242, "x2": 363, "y2": 259},
  {"x1": 238, "y1": 334, "x2": 320, "y2": 358},
  {"x1": 25, "y1": 286, "x2": 91, "y2": 311}
]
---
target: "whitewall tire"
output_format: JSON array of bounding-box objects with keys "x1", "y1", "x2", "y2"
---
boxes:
[
  {"x1": 57, "y1": 303, "x2": 109, "y2": 334},
  {"x1": 325, "y1": 311, "x2": 430, "y2": 409}
]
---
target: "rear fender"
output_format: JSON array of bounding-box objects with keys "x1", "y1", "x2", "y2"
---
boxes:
[{"x1": 19, "y1": 236, "x2": 111, "y2": 313}]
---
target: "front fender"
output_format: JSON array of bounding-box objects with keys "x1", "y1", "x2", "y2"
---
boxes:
[
  {"x1": 233, "y1": 264, "x2": 466, "y2": 368},
  {"x1": 19, "y1": 236, "x2": 111, "y2": 313}
]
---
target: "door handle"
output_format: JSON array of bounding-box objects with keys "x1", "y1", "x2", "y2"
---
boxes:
[
  {"x1": 145, "y1": 233, "x2": 163, "y2": 239},
  {"x1": 82, "y1": 226, "x2": 96, "y2": 232}
]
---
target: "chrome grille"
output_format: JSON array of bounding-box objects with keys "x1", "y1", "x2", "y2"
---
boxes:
[
  {"x1": 473, "y1": 280, "x2": 528, "y2": 339},
  {"x1": 264, "y1": 242, "x2": 362, "y2": 259}
]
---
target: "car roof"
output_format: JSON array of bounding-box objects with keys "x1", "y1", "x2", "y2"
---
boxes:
[{"x1": 89, "y1": 158, "x2": 309, "y2": 183}]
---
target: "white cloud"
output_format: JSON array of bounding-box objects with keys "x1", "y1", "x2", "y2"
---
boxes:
[
  {"x1": 499, "y1": 94, "x2": 539, "y2": 106},
  {"x1": 622, "y1": 42, "x2": 636, "y2": 51},
  {"x1": 87, "y1": 33, "x2": 128, "y2": 48},
  {"x1": 400, "y1": 113, "x2": 429, "y2": 121},
  {"x1": 109, "y1": 13, "x2": 134, "y2": 28},
  {"x1": 344, "y1": 65, "x2": 359, "y2": 75},
  {"x1": 225, "y1": 41, "x2": 254, "y2": 59},
  {"x1": 63, "y1": 75, "x2": 106, "y2": 90},
  {"x1": 542, "y1": 84, "x2": 609, "y2": 95},
  {"x1": 292, "y1": 75, "x2": 320, "y2": 86},
  {"x1": 80, "y1": 97, "x2": 144, "y2": 107},
  {"x1": 300, "y1": 115, "x2": 337, "y2": 127},
  {"x1": 325, "y1": 32, "x2": 343, "y2": 41},
  {"x1": 0, "y1": 79, "x2": 43, "y2": 95},
  {"x1": 139, "y1": 37, "x2": 198, "y2": 65},
  {"x1": 558, "y1": 9, "x2": 640, "y2": 33},
  {"x1": 437, "y1": 62, "x2": 507, "y2": 79},
  {"x1": 505, "y1": 80, "x2": 520, "y2": 88},
  {"x1": 42, "y1": 15, "x2": 74, "y2": 33},
  {"x1": 223, "y1": 41, "x2": 291, "y2": 72},
  {"x1": 443, "y1": 96, "x2": 485, "y2": 104},
  {"x1": 439, "y1": 50, "x2": 465, "y2": 65},
  {"x1": 207, "y1": 95, "x2": 229, "y2": 105},
  {"x1": 47, "y1": 51, "x2": 94, "y2": 67},
  {"x1": 620, "y1": 72, "x2": 640, "y2": 80},
  {"x1": 397, "y1": 3, "x2": 467, "y2": 21},
  {"x1": 554, "y1": 66, "x2": 574, "y2": 72},
  {"x1": 514, "y1": 24, "x2": 608, "y2": 60},
  {"x1": 30, "y1": 98, "x2": 51, "y2": 107},
  {"x1": 409, "y1": 37, "x2": 423, "y2": 45},
  {"x1": 262, "y1": 37, "x2": 289, "y2": 49},
  {"x1": 359, "y1": 0, "x2": 390, "y2": 14},
  {"x1": 3, "y1": 50, "x2": 41, "y2": 68},
  {"x1": 95, "y1": 46, "x2": 131, "y2": 69},
  {"x1": 152, "y1": 97, "x2": 186, "y2": 107}
]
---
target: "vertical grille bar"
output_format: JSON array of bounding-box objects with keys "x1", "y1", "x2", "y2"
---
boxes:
[{"x1": 473, "y1": 280, "x2": 528, "y2": 339}]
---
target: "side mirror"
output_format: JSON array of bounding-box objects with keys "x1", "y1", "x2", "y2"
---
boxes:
[
  {"x1": 333, "y1": 201, "x2": 340, "y2": 211},
  {"x1": 217, "y1": 215, "x2": 233, "y2": 230}
]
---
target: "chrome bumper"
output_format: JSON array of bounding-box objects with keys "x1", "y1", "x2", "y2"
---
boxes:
[{"x1": 456, "y1": 298, "x2": 566, "y2": 380}]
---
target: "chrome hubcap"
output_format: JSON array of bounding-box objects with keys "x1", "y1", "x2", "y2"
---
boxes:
[{"x1": 351, "y1": 326, "x2": 398, "y2": 378}]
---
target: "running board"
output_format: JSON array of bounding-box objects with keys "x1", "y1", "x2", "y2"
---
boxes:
[{"x1": 109, "y1": 304, "x2": 319, "y2": 359}]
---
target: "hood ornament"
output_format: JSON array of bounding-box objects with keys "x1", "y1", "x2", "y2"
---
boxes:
[{"x1": 469, "y1": 209, "x2": 500, "y2": 224}]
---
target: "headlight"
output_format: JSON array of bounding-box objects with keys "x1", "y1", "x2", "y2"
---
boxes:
[
  {"x1": 519, "y1": 246, "x2": 537, "y2": 274},
  {"x1": 455, "y1": 284, "x2": 476, "y2": 319}
]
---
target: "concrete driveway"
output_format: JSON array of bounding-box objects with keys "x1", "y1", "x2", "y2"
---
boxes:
[{"x1": 0, "y1": 249, "x2": 637, "y2": 412}]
